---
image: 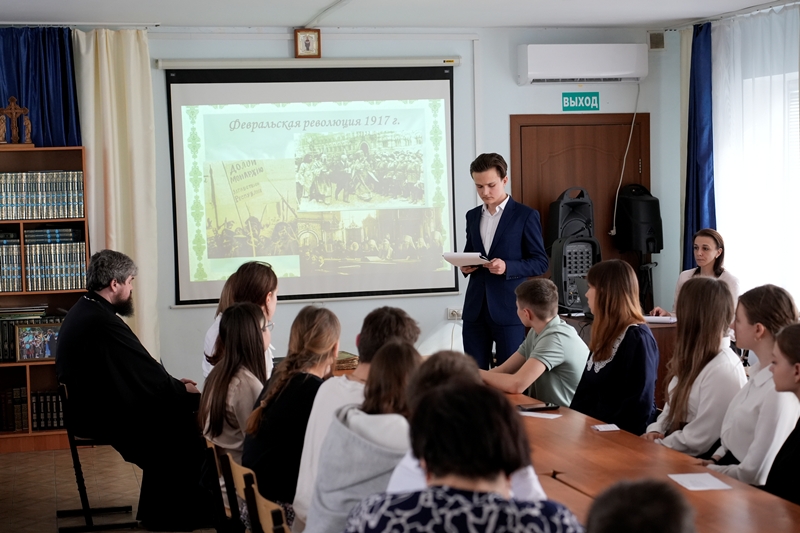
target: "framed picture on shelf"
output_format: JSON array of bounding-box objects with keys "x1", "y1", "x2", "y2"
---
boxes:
[
  {"x1": 15, "y1": 323, "x2": 60, "y2": 361},
  {"x1": 295, "y1": 28, "x2": 321, "y2": 58}
]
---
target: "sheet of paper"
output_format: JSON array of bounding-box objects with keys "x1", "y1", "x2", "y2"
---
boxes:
[
  {"x1": 668, "y1": 473, "x2": 732, "y2": 491},
  {"x1": 519, "y1": 412, "x2": 562, "y2": 419},
  {"x1": 645, "y1": 316, "x2": 677, "y2": 324},
  {"x1": 442, "y1": 252, "x2": 490, "y2": 268},
  {"x1": 591, "y1": 424, "x2": 620, "y2": 431}
]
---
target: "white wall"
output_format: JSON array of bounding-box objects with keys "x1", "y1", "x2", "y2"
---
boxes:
[
  {"x1": 475, "y1": 28, "x2": 681, "y2": 313},
  {"x1": 147, "y1": 27, "x2": 681, "y2": 383}
]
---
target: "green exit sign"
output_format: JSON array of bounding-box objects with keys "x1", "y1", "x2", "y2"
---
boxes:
[{"x1": 562, "y1": 92, "x2": 600, "y2": 111}]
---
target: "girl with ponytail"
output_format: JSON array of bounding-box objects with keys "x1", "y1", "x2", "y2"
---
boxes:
[{"x1": 242, "y1": 305, "x2": 340, "y2": 525}]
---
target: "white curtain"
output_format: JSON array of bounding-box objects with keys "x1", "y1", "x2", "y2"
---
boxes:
[
  {"x1": 712, "y1": 6, "x2": 800, "y2": 299},
  {"x1": 72, "y1": 29, "x2": 160, "y2": 358}
]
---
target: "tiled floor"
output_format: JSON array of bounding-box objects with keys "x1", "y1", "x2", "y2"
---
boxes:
[{"x1": 0, "y1": 446, "x2": 214, "y2": 533}]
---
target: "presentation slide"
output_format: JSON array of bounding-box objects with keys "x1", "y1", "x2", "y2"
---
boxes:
[{"x1": 167, "y1": 67, "x2": 458, "y2": 304}]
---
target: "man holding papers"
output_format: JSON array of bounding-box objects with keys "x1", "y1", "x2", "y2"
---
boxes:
[{"x1": 460, "y1": 153, "x2": 548, "y2": 369}]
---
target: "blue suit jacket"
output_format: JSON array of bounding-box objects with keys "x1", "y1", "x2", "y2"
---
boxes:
[{"x1": 463, "y1": 197, "x2": 548, "y2": 326}]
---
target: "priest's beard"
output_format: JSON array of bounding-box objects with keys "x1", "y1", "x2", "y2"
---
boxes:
[{"x1": 114, "y1": 293, "x2": 135, "y2": 317}]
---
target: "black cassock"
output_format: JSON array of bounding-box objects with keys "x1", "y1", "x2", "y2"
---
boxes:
[{"x1": 56, "y1": 292, "x2": 213, "y2": 530}]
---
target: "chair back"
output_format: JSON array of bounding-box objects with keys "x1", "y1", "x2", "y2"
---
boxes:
[
  {"x1": 250, "y1": 489, "x2": 289, "y2": 533},
  {"x1": 55, "y1": 383, "x2": 138, "y2": 532},
  {"x1": 226, "y1": 453, "x2": 258, "y2": 501},
  {"x1": 225, "y1": 454, "x2": 288, "y2": 533},
  {"x1": 214, "y1": 446, "x2": 242, "y2": 519}
]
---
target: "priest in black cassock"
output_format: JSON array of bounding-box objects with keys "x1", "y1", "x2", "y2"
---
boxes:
[{"x1": 56, "y1": 249, "x2": 213, "y2": 531}]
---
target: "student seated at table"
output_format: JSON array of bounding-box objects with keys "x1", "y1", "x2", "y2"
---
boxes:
[
  {"x1": 763, "y1": 323, "x2": 800, "y2": 505},
  {"x1": 386, "y1": 350, "x2": 546, "y2": 501},
  {"x1": 701, "y1": 285, "x2": 800, "y2": 485},
  {"x1": 199, "y1": 303, "x2": 267, "y2": 504},
  {"x1": 305, "y1": 340, "x2": 422, "y2": 533},
  {"x1": 480, "y1": 279, "x2": 589, "y2": 406},
  {"x1": 586, "y1": 479, "x2": 696, "y2": 533},
  {"x1": 242, "y1": 305, "x2": 340, "y2": 525},
  {"x1": 344, "y1": 382, "x2": 582, "y2": 533},
  {"x1": 293, "y1": 307, "x2": 420, "y2": 532},
  {"x1": 644, "y1": 277, "x2": 747, "y2": 457},
  {"x1": 570, "y1": 259, "x2": 659, "y2": 435}
]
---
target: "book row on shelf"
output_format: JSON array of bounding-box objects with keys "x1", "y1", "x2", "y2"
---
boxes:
[
  {"x1": 0, "y1": 242, "x2": 87, "y2": 293},
  {"x1": 25, "y1": 242, "x2": 87, "y2": 292},
  {"x1": 1, "y1": 386, "x2": 28, "y2": 432},
  {"x1": 0, "y1": 387, "x2": 64, "y2": 432},
  {"x1": 31, "y1": 389, "x2": 64, "y2": 431},
  {"x1": 0, "y1": 244, "x2": 21, "y2": 292},
  {"x1": 0, "y1": 315, "x2": 64, "y2": 363},
  {"x1": 0, "y1": 228, "x2": 85, "y2": 245},
  {"x1": 0, "y1": 171, "x2": 85, "y2": 221}
]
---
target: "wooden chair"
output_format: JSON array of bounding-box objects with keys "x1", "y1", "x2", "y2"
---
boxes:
[
  {"x1": 205, "y1": 440, "x2": 245, "y2": 533},
  {"x1": 225, "y1": 454, "x2": 289, "y2": 533},
  {"x1": 56, "y1": 384, "x2": 138, "y2": 533}
]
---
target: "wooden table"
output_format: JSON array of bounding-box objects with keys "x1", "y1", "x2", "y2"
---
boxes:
[
  {"x1": 506, "y1": 394, "x2": 800, "y2": 533},
  {"x1": 537, "y1": 476, "x2": 593, "y2": 524}
]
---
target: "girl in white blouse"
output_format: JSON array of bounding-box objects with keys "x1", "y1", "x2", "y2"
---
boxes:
[
  {"x1": 701, "y1": 285, "x2": 800, "y2": 484},
  {"x1": 643, "y1": 277, "x2": 747, "y2": 456},
  {"x1": 199, "y1": 302, "x2": 268, "y2": 501}
]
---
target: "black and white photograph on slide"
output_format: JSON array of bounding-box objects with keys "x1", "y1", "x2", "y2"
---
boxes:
[
  {"x1": 295, "y1": 131, "x2": 426, "y2": 211},
  {"x1": 294, "y1": 208, "x2": 450, "y2": 287}
]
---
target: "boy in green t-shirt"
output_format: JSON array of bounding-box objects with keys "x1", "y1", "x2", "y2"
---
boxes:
[{"x1": 480, "y1": 279, "x2": 589, "y2": 406}]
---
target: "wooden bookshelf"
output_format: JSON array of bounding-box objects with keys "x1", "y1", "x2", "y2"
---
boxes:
[{"x1": 0, "y1": 146, "x2": 88, "y2": 453}]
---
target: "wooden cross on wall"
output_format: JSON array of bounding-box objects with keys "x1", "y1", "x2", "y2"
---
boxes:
[{"x1": 0, "y1": 96, "x2": 33, "y2": 144}]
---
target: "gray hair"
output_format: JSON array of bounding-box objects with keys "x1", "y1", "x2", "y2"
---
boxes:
[{"x1": 86, "y1": 250, "x2": 138, "y2": 291}]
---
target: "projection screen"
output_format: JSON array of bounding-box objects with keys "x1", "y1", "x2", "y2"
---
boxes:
[{"x1": 167, "y1": 66, "x2": 457, "y2": 304}]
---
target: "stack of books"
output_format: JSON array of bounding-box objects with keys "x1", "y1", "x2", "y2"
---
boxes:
[
  {"x1": 24, "y1": 229, "x2": 86, "y2": 291},
  {"x1": 0, "y1": 232, "x2": 21, "y2": 292},
  {"x1": 0, "y1": 386, "x2": 29, "y2": 432},
  {"x1": 0, "y1": 171, "x2": 85, "y2": 220}
]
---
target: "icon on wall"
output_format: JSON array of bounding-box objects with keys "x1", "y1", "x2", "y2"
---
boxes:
[{"x1": 295, "y1": 29, "x2": 321, "y2": 59}]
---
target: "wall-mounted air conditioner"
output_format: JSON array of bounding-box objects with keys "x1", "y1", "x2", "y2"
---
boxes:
[{"x1": 517, "y1": 43, "x2": 648, "y2": 85}]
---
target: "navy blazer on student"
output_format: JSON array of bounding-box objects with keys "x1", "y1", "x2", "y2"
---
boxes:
[{"x1": 463, "y1": 196, "x2": 548, "y2": 326}]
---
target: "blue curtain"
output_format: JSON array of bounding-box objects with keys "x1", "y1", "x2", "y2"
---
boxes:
[
  {"x1": 683, "y1": 22, "x2": 716, "y2": 270},
  {"x1": 0, "y1": 27, "x2": 81, "y2": 146}
]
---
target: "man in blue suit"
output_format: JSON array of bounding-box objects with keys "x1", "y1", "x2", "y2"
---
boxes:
[{"x1": 461, "y1": 153, "x2": 548, "y2": 369}]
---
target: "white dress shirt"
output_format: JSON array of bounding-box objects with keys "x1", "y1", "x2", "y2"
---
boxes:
[
  {"x1": 647, "y1": 343, "x2": 747, "y2": 456},
  {"x1": 385, "y1": 450, "x2": 547, "y2": 502},
  {"x1": 479, "y1": 194, "x2": 510, "y2": 253},
  {"x1": 708, "y1": 360, "x2": 800, "y2": 485}
]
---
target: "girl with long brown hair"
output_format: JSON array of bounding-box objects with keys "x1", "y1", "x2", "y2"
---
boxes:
[
  {"x1": 203, "y1": 261, "x2": 279, "y2": 378},
  {"x1": 644, "y1": 277, "x2": 747, "y2": 456},
  {"x1": 242, "y1": 305, "x2": 340, "y2": 525},
  {"x1": 305, "y1": 340, "x2": 422, "y2": 533},
  {"x1": 702, "y1": 285, "x2": 800, "y2": 484},
  {"x1": 764, "y1": 323, "x2": 800, "y2": 504},
  {"x1": 570, "y1": 259, "x2": 659, "y2": 434},
  {"x1": 198, "y1": 303, "x2": 268, "y2": 504}
]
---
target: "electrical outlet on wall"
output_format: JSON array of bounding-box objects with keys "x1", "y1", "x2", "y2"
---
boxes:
[{"x1": 447, "y1": 308, "x2": 463, "y2": 320}]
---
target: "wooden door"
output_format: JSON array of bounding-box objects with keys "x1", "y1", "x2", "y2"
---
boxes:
[{"x1": 510, "y1": 114, "x2": 651, "y2": 263}]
